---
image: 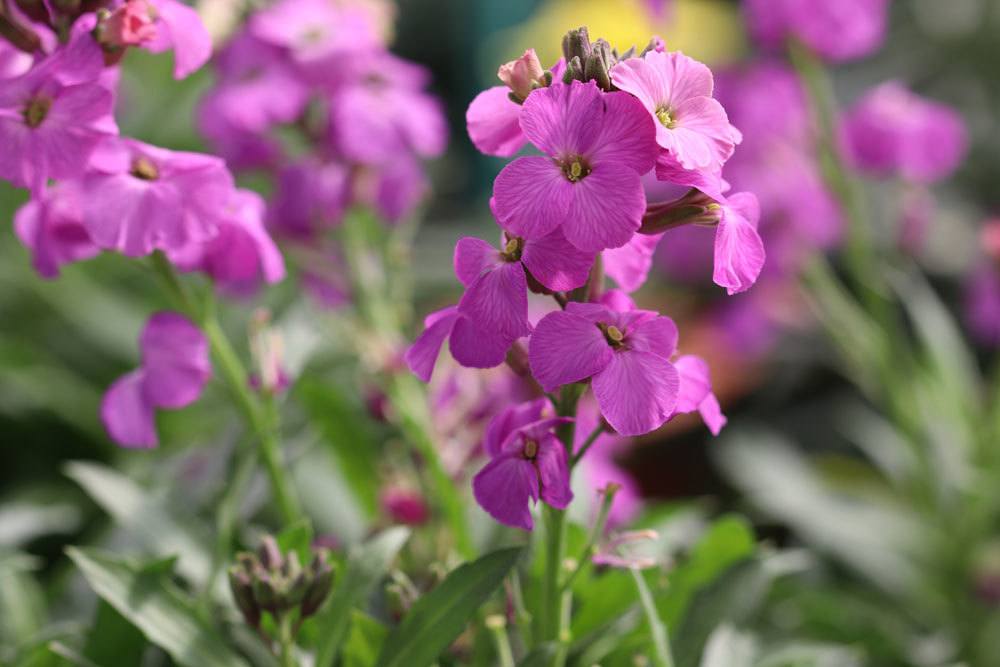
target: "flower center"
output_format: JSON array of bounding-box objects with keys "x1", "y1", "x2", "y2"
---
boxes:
[
  {"x1": 130, "y1": 157, "x2": 160, "y2": 181},
  {"x1": 560, "y1": 156, "x2": 591, "y2": 183},
  {"x1": 655, "y1": 106, "x2": 677, "y2": 129},
  {"x1": 523, "y1": 439, "x2": 539, "y2": 459},
  {"x1": 597, "y1": 322, "x2": 625, "y2": 348},
  {"x1": 501, "y1": 236, "x2": 524, "y2": 262},
  {"x1": 22, "y1": 95, "x2": 53, "y2": 128}
]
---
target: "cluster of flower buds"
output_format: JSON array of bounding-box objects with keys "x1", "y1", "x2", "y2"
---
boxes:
[
  {"x1": 228, "y1": 536, "x2": 335, "y2": 632},
  {"x1": 409, "y1": 25, "x2": 754, "y2": 529}
]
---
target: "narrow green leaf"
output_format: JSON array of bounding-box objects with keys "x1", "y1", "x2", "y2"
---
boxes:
[
  {"x1": 343, "y1": 611, "x2": 388, "y2": 667},
  {"x1": 66, "y1": 547, "x2": 248, "y2": 667},
  {"x1": 375, "y1": 547, "x2": 523, "y2": 667},
  {"x1": 82, "y1": 601, "x2": 146, "y2": 666},
  {"x1": 517, "y1": 643, "x2": 558, "y2": 667},
  {"x1": 313, "y1": 527, "x2": 410, "y2": 667},
  {"x1": 699, "y1": 625, "x2": 757, "y2": 667},
  {"x1": 0, "y1": 552, "x2": 46, "y2": 650}
]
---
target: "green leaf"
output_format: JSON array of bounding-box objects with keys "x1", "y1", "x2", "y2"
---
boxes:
[
  {"x1": 64, "y1": 462, "x2": 214, "y2": 590},
  {"x1": 296, "y1": 379, "x2": 380, "y2": 517},
  {"x1": 66, "y1": 547, "x2": 248, "y2": 667},
  {"x1": 82, "y1": 602, "x2": 146, "y2": 666},
  {"x1": 0, "y1": 552, "x2": 46, "y2": 651},
  {"x1": 276, "y1": 519, "x2": 314, "y2": 565},
  {"x1": 313, "y1": 527, "x2": 410, "y2": 667},
  {"x1": 699, "y1": 625, "x2": 757, "y2": 667},
  {"x1": 517, "y1": 643, "x2": 559, "y2": 666},
  {"x1": 343, "y1": 611, "x2": 388, "y2": 667},
  {"x1": 375, "y1": 547, "x2": 523, "y2": 667}
]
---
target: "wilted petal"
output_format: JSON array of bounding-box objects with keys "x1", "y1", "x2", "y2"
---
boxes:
[
  {"x1": 529, "y1": 310, "x2": 613, "y2": 392},
  {"x1": 592, "y1": 350, "x2": 679, "y2": 436}
]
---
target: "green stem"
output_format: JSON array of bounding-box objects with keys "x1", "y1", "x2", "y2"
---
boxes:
[
  {"x1": 486, "y1": 616, "x2": 516, "y2": 667},
  {"x1": 561, "y1": 484, "x2": 617, "y2": 593},
  {"x1": 570, "y1": 424, "x2": 605, "y2": 468},
  {"x1": 540, "y1": 504, "x2": 566, "y2": 645},
  {"x1": 278, "y1": 613, "x2": 298, "y2": 667},
  {"x1": 149, "y1": 252, "x2": 302, "y2": 526},
  {"x1": 628, "y1": 564, "x2": 673, "y2": 667}
]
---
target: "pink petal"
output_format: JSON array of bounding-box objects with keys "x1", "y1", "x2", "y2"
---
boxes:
[
  {"x1": 528, "y1": 310, "x2": 613, "y2": 392},
  {"x1": 449, "y1": 314, "x2": 511, "y2": 369},
  {"x1": 458, "y1": 261, "x2": 531, "y2": 341},
  {"x1": 592, "y1": 350, "x2": 679, "y2": 437},
  {"x1": 627, "y1": 315, "x2": 679, "y2": 358},
  {"x1": 140, "y1": 312, "x2": 211, "y2": 409},
  {"x1": 520, "y1": 226, "x2": 595, "y2": 292},
  {"x1": 602, "y1": 232, "x2": 663, "y2": 293},
  {"x1": 535, "y1": 434, "x2": 573, "y2": 509},
  {"x1": 405, "y1": 306, "x2": 459, "y2": 382},
  {"x1": 599, "y1": 289, "x2": 637, "y2": 313},
  {"x1": 82, "y1": 175, "x2": 184, "y2": 257},
  {"x1": 674, "y1": 96, "x2": 739, "y2": 171},
  {"x1": 654, "y1": 151, "x2": 728, "y2": 201},
  {"x1": 484, "y1": 398, "x2": 549, "y2": 458},
  {"x1": 519, "y1": 80, "x2": 603, "y2": 157},
  {"x1": 101, "y1": 370, "x2": 158, "y2": 449},
  {"x1": 591, "y1": 91, "x2": 658, "y2": 175},
  {"x1": 466, "y1": 86, "x2": 526, "y2": 157},
  {"x1": 713, "y1": 192, "x2": 765, "y2": 295},
  {"x1": 673, "y1": 355, "x2": 711, "y2": 413},
  {"x1": 493, "y1": 156, "x2": 573, "y2": 240},
  {"x1": 472, "y1": 454, "x2": 539, "y2": 530},
  {"x1": 564, "y1": 161, "x2": 646, "y2": 252},
  {"x1": 149, "y1": 0, "x2": 212, "y2": 79},
  {"x1": 698, "y1": 392, "x2": 727, "y2": 436},
  {"x1": 454, "y1": 236, "x2": 502, "y2": 287}
]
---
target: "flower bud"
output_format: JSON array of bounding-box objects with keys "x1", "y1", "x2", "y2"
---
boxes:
[
  {"x1": 300, "y1": 552, "x2": 335, "y2": 618},
  {"x1": 228, "y1": 564, "x2": 261, "y2": 628},
  {"x1": 95, "y1": 0, "x2": 156, "y2": 50},
  {"x1": 497, "y1": 49, "x2": 545, "y2": 102},
  {"x1": 640, "y1": 189, "x2": 721, "y2": 234},
  {"x1": 257, "y1": 535, "x2": 283, "y2": 570},
  {"x1": 584, "y1": 39, "x2": 614, "y2": 92},
  {"x1": 562, "y1": 27, "x2": 592, "y2": 65}
]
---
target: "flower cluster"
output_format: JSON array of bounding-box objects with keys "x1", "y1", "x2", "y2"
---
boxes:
[
  {"x1": 408, "y1": 28, "x2": 749, "y2": 529},
  {"x1": 198, "y1": 0, "x2": 446, "y2": 305}
]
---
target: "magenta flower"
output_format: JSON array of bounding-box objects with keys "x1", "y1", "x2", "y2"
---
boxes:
[
  {"x1": 611, "y1": 50, "x2": 741, "y2": 173},
  {"x1": 964, "y1": 263, "x2": 1000, "y2": 348},
  {"x1": 101, "y1": 312, "x2": 211, "y2": 448},
  {"x1": 0, "y1": 45, "x2": 117, "y2": 192},
  {"x1": 743, "y1": 0, "x2": 889, "y2": 63},
  {"x1": 168, "y1": 189, "x2": 285, "y2": 295},
  {"x1": 99, "y1": 0, "x2": 158, "y2": 48},
  {"x1": 82, "y1": 138, "x2": 235, "y2": 257},
  {"x1": 842, "y1": 81, "x2": 968, "y2": 184},
  {"x1": 139, "y1": 0, "x2": 213, "y2": 79},
  {"x1": 529, "y1": 302, "x2": 680, "y2": 436},
  {"x1": 466, "y1": 56, "x2": 564, "y2": 158},
  {"x1": 14, "y1": 181, "x2": 99, "y2": 278},
  {"x1": 405, "y1": 306, "x2": 514, "y2": 382},
  {"x1": 603, "y1": 231, "x2": 664, "y2": 293},
  {"x1": 713, "y1": 192, "x2": 765, "y2": 295},
  {"x1": 268, "y1": 158, "x2": 350, "y2": 237},
  {"x1": 1, "y1": 42, "x2": 33, "y2": 79},
  {"x1": 673, "y1": 355, "x2": 726, "y2": 435},
  {"x1": 492, "y1": 80, "x2": 658, "y2": 252},
  {"x1": 366, "y1": 156, "x2": 429, "y2": 224},
  {"x1": 472, "y1": 399, "x2": 572, "y2": 530},
  {"x1": 454, "y1": 229, "x2": 594, "y2": 339}
]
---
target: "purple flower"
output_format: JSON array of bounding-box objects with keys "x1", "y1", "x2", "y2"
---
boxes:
[
  {"x1": 603, "y1": 231, "x2": 663, "y2": 293},
  {"x1": 493, "y1": 80, "x2": 658, "y2": 253},
  {"x1": 1, "y1": 42, "x2": 34, "y2": 79},
  {"x1": 842, "y1": 81, "x2": 968, "y2": 184},
  {"x1": 472, "y1": 399, "x2": 572, "y2": 530},
  {"x1": 713, "y1": 192, "x2": 765, "y2": 295},
  {"x1": 964, "y1": 263, "x2": 1000, "y2": 348},
  {"x1": 673, "y1": 355, "x2": 726, "y2": 435},
  {"x1": 454, "y1": 229, "x2": 594, "y2": 338},
  {"x1": 611, "y1": 50, "x2": 741, "y2": 173},
  {"x1": 529, "y1": 301, "x2": 680, "y2": 436},
  {"x1": 365, "y1": 157, "x2": 428, "y2": 224},
  {"x1": 0, "y1": 44, "x2": 117, "y2": 192},
  {"x1": 465, "y1": 57, "x2": 564, "y2": 158},
  {"x1": 140, "y1": 0, "x2": 213, "y2": 79},
  {"x1": 82, "y1": 138, "x2": 235, "y2": 257},
  {"x1": 743, "y1": 0, "x2": 889, "y2": 63},
  {"x1": 268, "y1": 158, "x2": 350, "y2": 237},
  {"x1": 405, "y1": 305, "x2": 515, "y2": 382},
  {"x1": 101, "y1": 312, "x2": 211, "y2": 448},
  {"x1": 168, "y1": 189, "x2": 285, "y2": 294},
  {"x1": 14, "y1": 181, "x2": 100, "y2": 278}
]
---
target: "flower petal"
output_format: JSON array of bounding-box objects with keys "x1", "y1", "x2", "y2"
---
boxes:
[
  {"x1": 101, "y1": 370, "x2": 158, "y2": 448},
  {"x1": 473, "y1": 454, "x2": 539, "y2": 530},
  {"x1": 454, "y1": 236, "x2": 502, "y2": 287},
  {"x1": 484, "y1": 398, "x2": 549, "y2": 458},
  {"x1": 591, "y1": 91, "x2": 658, "y2": 175},
  {"x1": 466, "y1": 86, "x2": 526, "y2": 157},
  {"x1": 564, "y1": 162, "x2": 646, "y2": 252},
  {"x1": 449, "y1": 314, "x2": 512, "y2": 369},
  {"x1": 627, "y1": 315, "x2": 678, "y2": 358},
  {"x1": 493, "y1": 156, "x2": 573, "y2": 240},
  {"x1": 602, "y1": 231, "x2": 663, "y2": 293},
  {"x1": 148, "y1": 0, "x2": 212, "y2": 79},
  {"x1": 405, "y1": 306, "x2": 459, "y2": 382},
  {"x1": 592, "y1": 350, "x2": 679, "y2": 436},
  {"x1": 713, "y1": 192, "x2": 765, "y2": 295},
  {"x1": 536, "y1": 434, "x2": 573, "y2": 509},
  {"x1": 519, "y1": 80, "x2": 603, "y2": 157},
  {"x1": 521, "y1": 226, "x2": 595, "y2": 292},
  {"x1": 528, "y1": 310, "x2": 613, "y2": 392},
  {"x1": 458, "y1": 261, "x2": 531, "y2": 340},
  {"x1": 140, "y1": 312, "x2": 211, "y2": 408}
]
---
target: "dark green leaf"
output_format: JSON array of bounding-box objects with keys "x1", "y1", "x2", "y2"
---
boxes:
[
  {"x1": 313, "y1": 527, "x2": 409, "y2": 667},
  {"x1": 82, "y1": 602, "x2": 146, "y2": 666},
  {"x1": 66, "y1": 547, "x2": 248, "y2": 667},
  {"x1": 343, "y1": 611, "x2": 388, "y2": 667},
  {"x1": 375, "y1": 547, "x2": 522, "y2": 667}
]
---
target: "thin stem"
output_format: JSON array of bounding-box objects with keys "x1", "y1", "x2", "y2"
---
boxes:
[
  {"x1": 507, "y1": 572, "x2": 532, "y2": 646},
  {"x1": 540, "y1": 504, "x2": 566, "y2": 644},
  {"x1": 628, "y1": 565, "x2": 673, "y2": 667},
  {"x1": 149, "y1": 253, "x2": 302, "y2": 526},
  {"x1": 278, "y1": 613, "x2": 298, "y2": 667},
  {"x1": 486, "y1": 616, "x2": 516, "y2": 667},
  {"x1": 571, "y1": 424, "x2": 605, "y2": 468},
  {"x1": 561, "y1": 484, "x2": 617, "y2": 593}
]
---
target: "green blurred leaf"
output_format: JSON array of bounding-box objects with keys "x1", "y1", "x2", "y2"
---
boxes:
[
  {"x1": 296, "y1": 378, "x2": 380, "y2": 518},
  {"x1": 343, "y1": 611, "x2": 388, "y2": 667},
  {"x1": 699, "y1": 625, "x2": 757, "y2": 667},
  {"x1": 755, "y1": 641, "x2": 862, "y2": 667},
  {"x1": 65, "y1": 462, "x2": 214, "y2": 590},
  {"x1": 314, "y1": 527, "x2": 410, "y2": 667},
  {"x1": 518, "y1": 643, "x2": 559, "y2": 666},
  {"x1": 375, "y1": 546, "x2": 523, "y2": 667},
  {"x1": 0, "y1": 552, "x2": 46, "y2": 652},
  {"x1": 0, "y1": 502, "x2": 82, "y2": 548},
  {"x1": 81, "y1": 602, "x2": 146, "y2": 667},
  {"x1": 66, "y1": 547, "x2": 247, "y2": 667},
  {"x1": 276, "y1": 519, "x2": 314, "y2": 565}
]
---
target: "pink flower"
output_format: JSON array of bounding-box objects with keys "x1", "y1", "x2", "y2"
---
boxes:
[
  {"x1": 842, "y1": 81, "x2": 968, "y2": 184},
  {"x1": 0, "y1": 45, "x2": 117, "y2": 192},
  {"x1": 268, "y1": 158, "x2": 350, "y2": 237},
  {"x1": 453, "y1": 230, "x2": 594, "y2": 339},
  {"x1": 603, "y1": 232, "x2": 664, "y2": 293},
  {"x1": 101, "y1": 312, "x2": 211, "y2": 448},
  {"x1": 964, "y1": 263, "x2": 1000, "y2": 348},
  {"x1": 465, "y1": 57, "x2": 564, "y2": 157},
  {"x1": 611, "y1": 50, "x2": 741, "y2": 173},
  {"x1": 529, "y1": 301, "x2": 680, "y2": 436},
  {"x1": 672, "y1": 355, "x2": 726, "y2": 435},
  {"x1": 14, "y1": 181, "x2": 100, "y2": 278},
  {"x1": 381, "y1": 488, "x2": 430, "y2": 526},
  {"x1": 168, "y1": 189, "x2": 285, "y2": 295},
  {"x1": 497, "y1": 49, "x2": 546, "y2": 101},
  {"x1": 744, "y1": 0, "x2": 889, "y2": 63},
  {"x1": 405, "y1": 306, "x2": 513, "y2": 382},
  {"x1": 492, "y1": 80, "x2": 658, "y2": 253},
  {"x1": 712, "y1": 192, "x2": 765, "y2": 295},
  {"x1": 141, "y1": 0, "x2": 213, "y2": 79},
  {"x1": 100, "y1": 0, "x2": 158, "y2": 47},
  {"x1": 472, "y1": 399, "x2": 572, "y2": 530},
  {"x1": 82, "y1": 138, "x2": 235, "y2": 257}
]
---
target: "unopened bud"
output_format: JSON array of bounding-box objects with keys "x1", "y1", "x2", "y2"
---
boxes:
[
  {"x1": 584, "y1": 39, "x2": 614, "y2": 91},
  {"x1": 258, "y1": 535, "x2": 283, "y2": 570},
  {"x1": 228, "y1": 565, "x2": 261, "y2": 628},
  {"x1": 300, "y1": 553, "x2": 335, "y2": 617},
  {"x1": 94, "y1": 0, "x2": 156, "y2": 50},
  {"x1": 640, "y1": 190, "x2": 722, "y2": 234},
  {"x1": 498, "y1": 49, "x2": 546, "y2": 101},
  {"x1": 562, "y1": 27, "x2": 592, "y2": 64}
]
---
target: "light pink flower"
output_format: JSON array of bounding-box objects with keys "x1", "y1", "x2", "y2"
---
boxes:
[
  {"x1": 672, "y1": 355, "x2": 726, "y2": 435},
  {"x1": 713, "y1": 192, "x2": 765, "y2": 295},
  {"x1": 14, "y1": 181, "x2": 100, "y2": 278}
]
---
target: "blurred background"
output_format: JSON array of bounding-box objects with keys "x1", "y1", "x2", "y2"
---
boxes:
[{"x1": 3, "y1": 0, "x2": 1000, "y2": 662}]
